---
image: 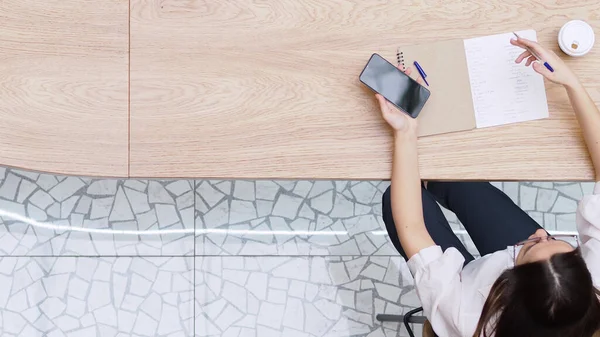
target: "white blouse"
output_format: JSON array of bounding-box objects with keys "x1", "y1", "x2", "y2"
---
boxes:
[{"x1": 408, "y1": 182, "x2": 600, "y2": 337}]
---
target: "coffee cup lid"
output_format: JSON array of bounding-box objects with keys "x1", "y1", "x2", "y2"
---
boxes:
[{"x1": 559, "y1": 20, "x2": 595, "y2": 56}]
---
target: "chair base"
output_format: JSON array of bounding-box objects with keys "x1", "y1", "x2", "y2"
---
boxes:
[
  {"x1": 375, "y1": 314, "x2": 427, "y2": 324},
  {"x1": 376, "y1": 309, "x2": 436, "y2": 337}
]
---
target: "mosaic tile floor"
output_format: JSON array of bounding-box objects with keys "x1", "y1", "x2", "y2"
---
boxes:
[{"x1": 0, "y1": 167, "x2": 593, "y2": 336}]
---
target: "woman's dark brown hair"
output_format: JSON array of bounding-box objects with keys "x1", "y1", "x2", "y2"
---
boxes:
[{"x1": 473, "y1": 249, "x2": 600, "y2": 337}]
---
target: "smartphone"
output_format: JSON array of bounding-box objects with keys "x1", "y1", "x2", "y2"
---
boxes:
[{"x1": 359, "y1": 53, "x2": 431, "y2": 118}]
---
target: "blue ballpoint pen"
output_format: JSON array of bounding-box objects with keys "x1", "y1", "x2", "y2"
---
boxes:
[
  {"x1": 512, "y1": 32, "x2": 554, "y2": 72},
  {"x1": 413, "y1": 61, "x2": 429, "y2": 86}
]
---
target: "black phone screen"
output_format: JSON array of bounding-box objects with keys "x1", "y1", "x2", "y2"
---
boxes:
[{"x1": 359, "y1": 53, "x2": 430, "y2": 118}]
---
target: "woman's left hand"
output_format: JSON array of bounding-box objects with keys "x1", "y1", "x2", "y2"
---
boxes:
[{"x1": 376, "y1": 66, "x2": 424, "y2": 136}]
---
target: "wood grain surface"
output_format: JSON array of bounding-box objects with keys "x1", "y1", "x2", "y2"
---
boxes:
[
  {"x1": 130, "y1": 0, "x2": 598, "y2": 180},
  {"x1": 0, "y1": 0, "x2": 129, "y2": 177}
]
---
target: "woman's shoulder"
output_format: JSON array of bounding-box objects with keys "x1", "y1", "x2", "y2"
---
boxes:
[
  {"x1": 462, "y1": 248, "x2": 514, "y2": 286},
  {"x1": 576, "y1": 182, "x2": 600, "y2": 287},
  {"x1": 577, "y1": 181, "x2": 600, "y2": 233},
  {"x1": 578, "y1": 182, "x2": 600, "y2": 205}
]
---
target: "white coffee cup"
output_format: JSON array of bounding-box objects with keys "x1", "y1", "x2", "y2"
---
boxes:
[{"x1": 558, "y1": 20, "x2": 595, "y2": 57}]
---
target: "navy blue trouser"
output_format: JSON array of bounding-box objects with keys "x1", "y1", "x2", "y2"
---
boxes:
[{"x1": 382, "y1": 182, "x2": 543, "y2": 263}]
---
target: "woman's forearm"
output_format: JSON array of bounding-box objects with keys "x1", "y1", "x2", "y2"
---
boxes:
[
  {"x1": 390, "y1": 132, "x2": 435, "y2": 259},
  {"x1": 565, "y1": 82, "x2": 600, "y2": 179}
]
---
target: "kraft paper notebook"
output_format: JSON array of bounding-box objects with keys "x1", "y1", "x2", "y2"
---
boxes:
[{"x1": 397, "y1": 30, "x2": 549, "y2": 137}]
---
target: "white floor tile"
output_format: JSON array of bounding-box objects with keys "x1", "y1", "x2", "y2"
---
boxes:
[
  {"x1": 196, "y1": 256, "x2": 414, "y2": 337},
  {"x1": 0, "y1": 174, "x2": 194, "y2": 256},
  {"x1": 0, "y1": 256, "x2": 193, "y2": 336}
]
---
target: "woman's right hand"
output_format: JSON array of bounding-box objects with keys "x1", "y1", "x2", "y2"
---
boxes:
[{"x1": 510, "y1": 37, "x2": 580, "y2": 88}]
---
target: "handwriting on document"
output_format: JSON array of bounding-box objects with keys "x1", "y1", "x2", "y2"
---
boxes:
[{"x1": 463, "y1": 30, "x2": 549, "y2": 128}]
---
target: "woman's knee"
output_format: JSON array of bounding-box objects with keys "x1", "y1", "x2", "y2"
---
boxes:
[{"x1": 381, "y1": 186, "x2": 394, "y2": 227}]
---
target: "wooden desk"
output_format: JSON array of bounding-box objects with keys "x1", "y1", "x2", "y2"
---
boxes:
[
  {"x1": 2, "y1": 1, "x2": 599, "y2": 180},
  {"x1": 129, "y1": 0, "x2": 599, "y2": 180},
  {"x1": 0, "y1": 0, "x2": 129, "y2": 177}
]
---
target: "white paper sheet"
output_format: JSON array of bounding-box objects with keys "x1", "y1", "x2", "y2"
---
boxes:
[{"x1": 464, "y1": 30, "x2": 549, "y2": 128}]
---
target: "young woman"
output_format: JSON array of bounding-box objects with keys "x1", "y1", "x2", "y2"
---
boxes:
[{"x1": 380, "y1": 37, "x2": 600, "y2": 337}]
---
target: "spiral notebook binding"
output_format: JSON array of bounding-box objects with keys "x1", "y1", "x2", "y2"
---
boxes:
[{"x1": 396, "y1": 50, "x2": 405, "y2": 68}]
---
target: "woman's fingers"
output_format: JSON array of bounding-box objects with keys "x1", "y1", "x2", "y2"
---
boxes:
[
  {"x1": 376, "y1": 94, "x2": 396, "y2": 116},
  {"x1": 375, "y1": 94, "x2": 388, "y2": 111},
  {"x1": 514, "y1": 37, "x2": 539, "y2": 49},
  {"x1": 405, "y1": 67, "x2": 426, "y2": 85},
  {"x1": 510, "y1": 38, "x2": 528, "y2": 48},
  {"x1": 532, "y1": 61, "x2": 554, "y2": 79},
  {"x1": 399, "y1": 66, "x2": 424, "y2": 84},
  {"x1": 525, "y1": 55, "x2": 536, "y2": 67},
  {"x1": 511, "y1": 37, "x2": 550, "y2": 59},
  {"x1": 515, "y1": 50, "x2": 532, "y2": 63}
]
